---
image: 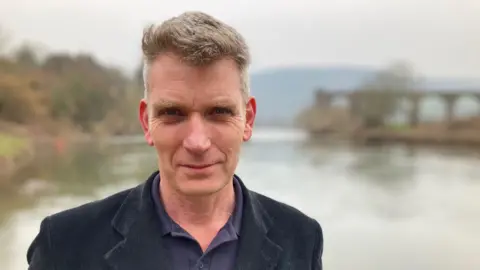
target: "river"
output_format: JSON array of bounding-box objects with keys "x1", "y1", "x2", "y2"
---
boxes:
[{"x1": 0, "y1": 128, "x2": 479, "y2": 270}]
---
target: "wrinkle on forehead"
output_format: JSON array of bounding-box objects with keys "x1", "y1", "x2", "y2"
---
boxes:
[
  {"x1": 150, "y1": 87, "x2": 240, "y2": 107},
  {"x1": 147, "y1": 54, "x2": 244, "y2": 111}
]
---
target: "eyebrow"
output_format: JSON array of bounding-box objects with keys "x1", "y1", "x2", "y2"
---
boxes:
[
  {"x1": 151, "y1": 99, "x2": 179, "y2": 109},
  {"x1": 151, "y1": 98, "x2": 237, "y2": 111}
]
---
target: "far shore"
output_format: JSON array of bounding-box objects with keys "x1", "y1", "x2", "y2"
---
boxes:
[
  {"x1": 353, "y1": 128, "x2": 480, "y2": 146},
  {"x1": 302, "y1": 115, "x2": 480, "y2": 148}
]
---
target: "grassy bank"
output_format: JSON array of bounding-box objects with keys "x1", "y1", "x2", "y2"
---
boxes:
[
  {"x1": 0, "y1": 133, "x2": 28, "y2": 157},
  {"x1": 0, "y1": 133, "x2": 32, "y2": 180}
]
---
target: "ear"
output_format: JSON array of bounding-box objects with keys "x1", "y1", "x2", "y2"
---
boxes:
[
  {"x1": 243, "y1": 96, "x2": 257, "y2": 142},
  {"x1": 139, "y1": 98, "x2": 154, "y2": 146}
]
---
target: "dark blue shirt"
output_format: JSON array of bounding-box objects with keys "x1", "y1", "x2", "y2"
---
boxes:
[{"x1": 151, "y1": 174, "x2": 243, "y2": 270}]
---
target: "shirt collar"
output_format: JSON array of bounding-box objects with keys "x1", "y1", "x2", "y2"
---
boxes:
[{"x1": 151, "y1": 172, "x2": 243, "y2": 236}]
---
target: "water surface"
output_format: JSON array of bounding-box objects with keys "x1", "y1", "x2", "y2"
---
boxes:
[{"x1": 0, "y1": 128, "x2": 479, "y2": 270}]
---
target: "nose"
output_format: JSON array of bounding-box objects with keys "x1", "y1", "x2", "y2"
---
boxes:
[{"x1": 183, "y1": 114, "x2": 211, "y2": 153}]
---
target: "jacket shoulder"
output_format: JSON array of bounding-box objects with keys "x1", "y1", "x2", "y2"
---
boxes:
[
  {"x1": 251, "y1": 191, "x2": 324, "y2": 268},
  {"x1": 49, "y1": 187, "x2": 133, "y2": 226},
  {"x1": 27, "y1": 186, "x2": 136, "y2": 268},
  {"x1": 252, "y1": 191, "x2": 321, "y2": 230}
]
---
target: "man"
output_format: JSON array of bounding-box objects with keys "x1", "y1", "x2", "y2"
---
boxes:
[{"x1": 27, "y1": 11, "x2": 324, "y2": 270}]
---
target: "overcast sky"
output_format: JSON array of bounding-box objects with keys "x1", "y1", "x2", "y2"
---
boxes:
[{"x1": 0, "y1": 0, "x2": 479, "y2": 78}]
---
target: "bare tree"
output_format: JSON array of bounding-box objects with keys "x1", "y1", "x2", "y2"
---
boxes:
[
  {"x1": 355, "y1": 61, "x2": 418, "y2": 128},
  {"x1": 14, "y1": 43, "x2": 40, "y2": 67}
]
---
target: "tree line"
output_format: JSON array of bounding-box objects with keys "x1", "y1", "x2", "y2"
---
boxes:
[{"x1": 0, "y1": 33, "x2": 144, "y2": 136}]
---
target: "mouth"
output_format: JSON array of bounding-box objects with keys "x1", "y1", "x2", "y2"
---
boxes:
[{"x1": 181, "y1": 163, "x2": 218, "y2": 170}]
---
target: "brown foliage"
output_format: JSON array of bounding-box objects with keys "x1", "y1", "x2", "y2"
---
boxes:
[
  {"x1": 0, "y1": 44, "x2": 142, "y2": 135},
  {"x1": 0, "y1": 71, "x2": 47, "y2": 123}
]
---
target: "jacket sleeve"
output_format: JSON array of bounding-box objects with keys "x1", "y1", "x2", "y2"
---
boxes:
[
  {"x1": 27, "y1": 216, "x2": 56, "y2": 270},
  {"x1": 311, "y1": 219, "x2": 324, "y2": 270}
]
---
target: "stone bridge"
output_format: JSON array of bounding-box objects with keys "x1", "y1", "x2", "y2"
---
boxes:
[{"x1": 314, "y1": 89, "x2": 480, "y2": 127}]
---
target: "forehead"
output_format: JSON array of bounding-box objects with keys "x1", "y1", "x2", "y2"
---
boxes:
[{"x1": 147, "y1": 54, "x2": 242, "y2": 103}]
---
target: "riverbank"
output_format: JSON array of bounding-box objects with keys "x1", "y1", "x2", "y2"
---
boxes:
[
  {"x1": 0, "y1": 133, "x2": 33, "y2": 180},
  {"x1": 301, "y1": 107, "x2": 480, "y2": 147},
  {"x1": 352, "y1": 117, "x2": 480, "y2": 146},
  {"x1": 0, "y1": 121, "x2": 112, "y2": 182},
  {"x1": 354, "y1": 128, "x2": 480, "y2": 146}
]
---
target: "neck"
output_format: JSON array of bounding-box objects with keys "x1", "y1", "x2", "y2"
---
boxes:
[{"x1": 159, "y1": 178, "x2": 236, "y2": 228}]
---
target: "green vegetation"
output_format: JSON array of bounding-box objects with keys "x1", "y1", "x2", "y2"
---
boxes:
[
  {"x1": 0, "y1": 133, "x2": 27, "y2": 158},
  {"x1": 385, "y1": 123, "x2": 410, "y2": 131}
]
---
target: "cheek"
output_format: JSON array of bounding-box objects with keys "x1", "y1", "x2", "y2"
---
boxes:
[
  {"x1": 150, "y1": 123, "x2": 181, "y2": 157},
  {"x1": 211, "y1": 120, "x2": 244, "y2": 140},
  {"x1": 210, "y1": 124, "x2": 243, "y2": 158}
]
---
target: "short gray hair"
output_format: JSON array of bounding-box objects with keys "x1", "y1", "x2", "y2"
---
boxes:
[{"x1": 141, "y1": 11, "x2": 251, "y2": 100}]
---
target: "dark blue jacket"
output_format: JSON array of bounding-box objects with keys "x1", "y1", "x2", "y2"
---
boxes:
[{"x1": 27, "y1": 171, "x2": 324, "y2": 270}]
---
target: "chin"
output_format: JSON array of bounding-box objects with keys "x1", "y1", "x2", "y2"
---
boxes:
[{"x1": 176, "y1": 174, "x2": 230, "y2": 197}]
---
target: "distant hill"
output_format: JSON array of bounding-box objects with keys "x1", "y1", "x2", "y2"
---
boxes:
[{"x1": 249, "y1": 66, "x2": 480, "y2": 126}]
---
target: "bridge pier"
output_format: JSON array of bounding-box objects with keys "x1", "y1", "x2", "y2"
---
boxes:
[
  {"x1": 474, "y1": 94, "x2": 480, "y2": 115},
  {"x1": 407, "y1": 93, "x2": 422, "y2": 127},
  {"x1": 315, "y1": 91, "x2": 333, "y2": 108},
  {"x1": 347, "y1": 92, "x2": 361, "y2": 117},
  {"x1": 441, "y1": 93, "x2": 459, "y2": 128}
]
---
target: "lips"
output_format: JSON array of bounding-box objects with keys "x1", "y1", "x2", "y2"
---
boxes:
[{"x1": 181, "y1": 163, "x2": 217, "y2": 169}]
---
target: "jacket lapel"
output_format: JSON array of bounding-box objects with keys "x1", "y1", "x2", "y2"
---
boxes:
[
  {"x1": 104, "y1": 172, "x2": 173, "y2": 270},
  {"x1": 235, "y1": 180, "x2": 283, "y2": 270},
  {"x1": 103, "y1": 172, "x2": 283, "y2": 270}
]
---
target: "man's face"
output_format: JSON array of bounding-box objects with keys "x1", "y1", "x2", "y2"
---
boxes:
[{"x1": 139, "y1": 53, "x2": 256, "y2": 196}]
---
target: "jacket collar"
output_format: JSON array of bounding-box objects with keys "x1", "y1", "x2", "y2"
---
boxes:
[
  {"x1": 104, "y1": 171, "x2": 283, "y2": 270},
  {"x1": 150, "y1": 173, "x2": 244, "y2": 237}
]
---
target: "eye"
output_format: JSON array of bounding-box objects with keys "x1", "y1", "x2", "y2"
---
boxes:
[
  {"x1": 156, "y1": 108, "x2": 186, "y2": 124},
  {"x1": 159, "y1": 108, "x2": 183, "y2": 116},
  {"x1": 211, "y1": 107, "x2": 233, "y2": 115}
]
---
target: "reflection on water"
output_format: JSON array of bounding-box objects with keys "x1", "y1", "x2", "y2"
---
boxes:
[{"x1": 0, "y1": 129, "x2": 479, "y2": 270}]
